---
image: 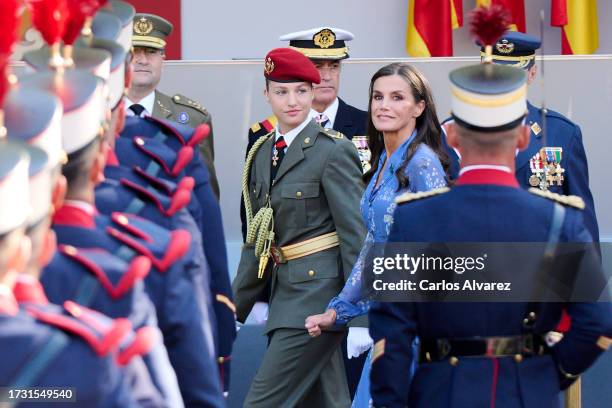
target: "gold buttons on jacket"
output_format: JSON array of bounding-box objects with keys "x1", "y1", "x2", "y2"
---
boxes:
[
  {"x1": 296, "y1": 191, "x2": 302, "y2": 198},
  {"x1": 304, "y1": 137, "x2": 310, "y2": 144},
  {"x1": 514, "y1": 354, "x2": 523, "y2": 363},
  {"x1": 308, "y1": 270, "x2": 315, "y2": 277},
  {"x1": 449, "y1": 356, "x2": 459, "y2": 366}
]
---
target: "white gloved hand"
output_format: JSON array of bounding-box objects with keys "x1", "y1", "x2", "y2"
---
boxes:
[
  {"x1": 250, "y1": 302, "x2": 269, "y2": 324},
  {"x1": 347, "y1": 327, "x2": 373, "y2": 359}
]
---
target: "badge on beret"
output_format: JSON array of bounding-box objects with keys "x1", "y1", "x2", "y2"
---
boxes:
[
  {"x1": 134, "y1": 17, "x2": 153, "y2": 36},
  {"x1": 264, "y1": 57, "x2": 275, "y2": 75},
  {"x1": 313, "y1": 29, "x2": 336, "y2": 49},
  {"x1": 496, "y1": 39, "x2": 515, "y2": 54},
  {"x1": 178, "y1": 111, "x2": 190, "y2": 124}
]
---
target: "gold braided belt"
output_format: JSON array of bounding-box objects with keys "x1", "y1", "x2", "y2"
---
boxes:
[{"x1": 270, "y1": 231, "x2": 339, "y2": 264}]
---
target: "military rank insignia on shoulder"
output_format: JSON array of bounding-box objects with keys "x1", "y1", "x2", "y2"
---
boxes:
[
  {"x1": 395, "y1": 187, "x2": 450, "y2": 204},
  {"x1": 172, "y1": 94, "x2": 208, "y2": 115},
  {"x1": 321, "y1": 128, "x2": 344, "y2": 139},
  {"x1": 528, "y1": 188, "x2": 585, "y2": 209},
  {"x1": 250, "y1": 122, "x2": 262, "y2": 133}
]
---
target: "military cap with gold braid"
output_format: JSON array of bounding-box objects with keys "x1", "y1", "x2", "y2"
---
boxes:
[
  {"x1": 132, "y1": 13, "x2": 173, "y2": 50},
  {"x1": 279, "y1": 27, "x2": 354, "y2": 60},
  {"x1": 451, "y1": 6, "x2": 527, "y2": 133}
]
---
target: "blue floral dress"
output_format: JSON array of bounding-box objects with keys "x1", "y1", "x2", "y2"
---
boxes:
[
  {"x1": 328, "y1": 131, "x2": 447, "y2": 323},
  {"x1": 327, "y1": 131, "x2": 446, "y2": 408}
]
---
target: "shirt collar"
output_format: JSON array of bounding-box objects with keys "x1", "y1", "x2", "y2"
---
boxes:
[
  {"x1": 275, "y1": 115, "x2": 313, "y2": 147},
  {"x1": 125, "y1": 90, "x2": 155, "y2": 117},
  {"x1": 459, "y1": 165, "x2": 512, "y2": 175},
  {"x1": 456, "y1": 165, "x2": 519, "y2": 187},
  {"x1": 13, "y1": 274, "x2": 49, "y2": 305},
  {"x1": 317, "y1": 98, "x2": 339, "y2": 127}
]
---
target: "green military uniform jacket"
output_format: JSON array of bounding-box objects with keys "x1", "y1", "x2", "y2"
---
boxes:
[
  {"x1": 233, "y1": 120, "x2": 366, "y2": 333},
  {"x1": 153, "y1": 90, "x2": 220, "y2": 199}
]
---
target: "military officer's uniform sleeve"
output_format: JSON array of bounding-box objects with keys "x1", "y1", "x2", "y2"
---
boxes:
[{"x1": 171, "y1": 93, "x2": 220, "y2": 199}]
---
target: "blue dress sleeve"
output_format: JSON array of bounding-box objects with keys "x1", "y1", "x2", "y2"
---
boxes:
[
  {"x1": 328, "y1": 144, "x2": 447, "y2": 325},
  {"x1": 328, "y1": 231, "x2": 375, "y2": 324},
  {"x1": 407, "y1": 146, "x2": 447, "y2": 192}
]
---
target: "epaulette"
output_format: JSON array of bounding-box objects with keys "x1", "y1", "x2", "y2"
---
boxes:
[
  {"x1": 25, "y1": 300, "x2": 132, "y2": 357},
  {"x1": 120, "y1": 178, "x2": 191, "y2": 216},
  {"x1": 59, "y1": 245, "x2": 151, "y2": 299},
  {"x1": 172, "y1": 94, "x2": 208, "y2": 116},
  {"x1": 528, "y1": 188, "x2": 585, "y2": 209},
  {"x1": 395, "y1": 187, "x2": 450, "y2": 204},
  {"x1": 106, "y1": 212, "x2": 191, "y2": 272},
  {"x1": 116, "y1": 326, "x2": 159, "y2": 366},
  {"x1": 321, "y1": 128, "x2": 344, "y2": 139},
  {"x1": 131, "y1": 166, "x2": 195, "y2": 196},
  {"x1": 133, "y1": 136, "x2": 192, "y2": 177},
  {"x1": 250, "y1": 115, "x2": 277, "y2": 134}
]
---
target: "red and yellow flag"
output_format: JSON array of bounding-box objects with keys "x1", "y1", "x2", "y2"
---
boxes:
[
  {"x1": 476, "y1": 0, "x2": 525, "y2": 32},
  {"x1": 551, "y1": 0, "x2": 599, "y2": 54},
  {"x1": 406, "y1": 0, "x2": 463, "y2": 57}
]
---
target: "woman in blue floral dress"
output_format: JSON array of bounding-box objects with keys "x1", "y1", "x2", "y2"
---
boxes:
[{"x1": 305, "y1": 62, "x2": 450, "y2": 407}]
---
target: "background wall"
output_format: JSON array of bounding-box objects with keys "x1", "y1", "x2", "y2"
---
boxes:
[{"x1": 182, "y1": 0, "x2": 612, "y2": 60}]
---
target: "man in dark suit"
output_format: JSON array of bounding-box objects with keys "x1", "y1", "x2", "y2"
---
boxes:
[{"x1": 243, "y1": 27, "x2": 370, "y2": 397}]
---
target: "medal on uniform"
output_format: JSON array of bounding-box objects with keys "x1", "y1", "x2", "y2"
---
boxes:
[
  {"x1": 530, "y1": 147, "x2": 564, "y2": 190},
  {"x1": 351, "y1": 136, "x2": 372, "y2": 174},
  {"x1": 529, "y1": 152, "x2": 544, "y2": 187}
]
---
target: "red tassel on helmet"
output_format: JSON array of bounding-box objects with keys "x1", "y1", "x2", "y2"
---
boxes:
[
  {"x1": 63, "y1": 0, "x2": 101, "y2": 45},
  {"x1": 0, "y1": 0, "x2": 21, "y2": 111},
  {"x1": 469, "y1": 4, "x2": 511, "y2": 62}
]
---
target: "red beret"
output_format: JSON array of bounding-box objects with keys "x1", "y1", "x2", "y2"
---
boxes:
[{"x1": 263, "y1": 48, "x2": 321, "y2": 84}]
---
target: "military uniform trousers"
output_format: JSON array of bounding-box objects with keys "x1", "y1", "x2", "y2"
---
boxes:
[{"x1": 245, "y1": 328, "x2": 350, "y2": 408}]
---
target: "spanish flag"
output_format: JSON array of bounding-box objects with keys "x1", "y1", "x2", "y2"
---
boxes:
[
  {"x1": 476, "y1": 0, "x2": 525, "y2": 32},
  {"x1": 551, "y1": 0, "x2": 599, "y2": 54},
  {"x1": 406, "y1": 0, "x2": 463, "y2": 57}
]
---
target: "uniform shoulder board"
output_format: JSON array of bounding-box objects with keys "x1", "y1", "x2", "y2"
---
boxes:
[
  {"x1": 395, "y1": 187, "x2": 450, "y2": 204},
  {"x1": 321, "y1": 128, "x2": 344, "y2": 139},
  {"x1": 26, "y1": 301, "x2": 132, "y2": 356},
  {"x1": 108, "y1": 212, "x2": 191, "y2": 272},
  {"x1": 528, "y1": 188, "x2": 585, "y2": 209},
  {"x1": 250, "y1": 121, "x2": 262, "y2": 133},
  {"x1": 59, "y1": 245, "x2": 151, "y2": 299},
  {"x1": 172, "y1": 94, "x2": 208, "y2": 116}
]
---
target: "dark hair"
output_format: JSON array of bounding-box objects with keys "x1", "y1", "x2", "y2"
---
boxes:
[
  {"x1": 363, "y1": 63, "x2": 450, "y2": 189},
  {"x1": 62, "y1": 137, "x2": 101, "y2": 194}
]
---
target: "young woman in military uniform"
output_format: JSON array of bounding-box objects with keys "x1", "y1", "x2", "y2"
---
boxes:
[{"x1": 233, "y1": 47, "x2": 366, "y2": 407}]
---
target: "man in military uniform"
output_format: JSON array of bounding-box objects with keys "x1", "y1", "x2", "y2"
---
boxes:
[
  {"x1": 369, "y1": 41, "x2": 612, "y2": 408},
  {"x1": 443, "y1": 31, "x2": 598, "y2": 242},
  {"x1": 126, "y1": 12, "x2": 220, "y2": 199},
  {"x1": 233, "y1": 47, "x2": 365, "y2": 407}
]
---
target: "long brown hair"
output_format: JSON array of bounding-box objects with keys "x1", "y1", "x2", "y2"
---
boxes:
[{"x1": 363, "y1": 63, "x2": 450, "y2": 189}]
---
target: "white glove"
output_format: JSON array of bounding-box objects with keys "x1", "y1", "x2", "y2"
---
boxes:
[
  {"x1": 250, "y1": 302, "x2": 269, "y2": 324},
  {"x1": 347, "y1": 327, "x2": 373, "y2": 359}
]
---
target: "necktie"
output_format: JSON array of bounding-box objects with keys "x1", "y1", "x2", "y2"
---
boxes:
[
  {"x1": 315, "y1": 113, "x2": 330, "y2": 128},
  {"x1": 129, "y1": 104, "x2": 146, "y2": 117},
  {"x1": 271, "y1": 136, "x2": 287, "y2": 182}
]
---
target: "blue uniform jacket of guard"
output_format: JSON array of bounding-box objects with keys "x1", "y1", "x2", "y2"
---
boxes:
[{"x1": 369, "y1": 170, "x2": 612, "y2": 408}]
